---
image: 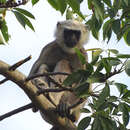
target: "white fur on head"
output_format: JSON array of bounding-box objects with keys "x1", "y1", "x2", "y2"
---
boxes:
[{"x1": 55, "y1": 20, "x2": 90, "y2": 54}]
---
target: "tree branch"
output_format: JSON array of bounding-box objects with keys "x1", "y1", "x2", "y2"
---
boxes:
[
  {"x1": 0, "y1": 55, "x2": 31, "y2": 85},
  {"x1": 26, "y1": 72, "x2": 69, "y2": 81},
  {"x1": 0, "y1": 0, "x2": 28, "y2": 8},
  {"x1": 0, "y1": 103, "x2": 34, "y2": 121},
  {"x1": 0, "y1": 60, "x2": 76, "y2": 130}
]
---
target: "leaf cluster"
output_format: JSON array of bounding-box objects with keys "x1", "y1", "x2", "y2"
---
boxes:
[
  {"x1": 46, "y1": 0, "x2": 130, "y2": 46},
  {"x1": 63, "y1": 48, "x2": 130, "y2": 130},
  {"x1": 0, "y1": 8, "x2": 35, "y2": 44}
]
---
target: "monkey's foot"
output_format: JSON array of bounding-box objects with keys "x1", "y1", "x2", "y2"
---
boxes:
[{"x1": 56, "y1": 103, "x2": 75, "y2": 122}]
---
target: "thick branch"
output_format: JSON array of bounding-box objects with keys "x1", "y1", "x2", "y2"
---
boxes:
[{"x1": 0, "y1": 60, "x2": 76, "y2": 130}]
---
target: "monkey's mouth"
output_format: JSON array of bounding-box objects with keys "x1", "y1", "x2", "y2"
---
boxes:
[{"x1": 65, "y1": 41, "x2": 77, "y2": 48}]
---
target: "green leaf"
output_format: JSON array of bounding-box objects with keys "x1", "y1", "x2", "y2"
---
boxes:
[
  {"x1": 0, "y1": 33, "x2": 5, "y2": 45},
  {"x1": 91, "y1": 49, "x2": 103, "y2": 65},
  {"x1": 108, "y1": 49, "x2": 119, "y2": 54},
  {"x1": 119, "y1": 103, "x2": 129, "y2": 126},
  {"x1": 66, "y1": 0, "x2": 84, "y2": 19},
  {"x1": 66, "y1": 0, "x2": 80, "y2": 12},
  {"x1": 63, "y1": 70, "x2": 89, "y2": 86},
  {"x1": 78, "y1": 117, "x2": 91, "y2": 130},
  {"x1": 103, "y1": 19, "x2": 114, "y2": 42},
  {"x1": 95, "y1": 61, "x2": 104, "y2": 72},
  {"x1": 107, "y1": 96, "x2": 118, "y2": 102},
  {"x1": 87, "y1": 72, "x2": 105, "y2": 83},
  {"x1": 85, "y1": 62, "x2": 94, "y2": 75},
  {"x1": 13, "y1": 11, "x2": 35, "y2": 31},
  {"x1": 107, "y1": 57, "x2": 121, "y2": 66},
  {"x1": 112, "y1": 19, "x2": 120, "y2": 34},
  {"x1": 13, "y1": 11, "x2": 26, "y2": 28},
  {"x1": 122, "y1": 90, "x2": 130, "y2": 99},
  {"x1": 75, "y1": 48, "x2": 86, "y2": 65},
  {"x1": 66, "y1": 8, "x2": 74, "y2": 20},
  {"x1": 92, "y1": 0, "x2": 104, "y2": 20},
  {"x1": 14, "y1": 8, "x2": 35, "y2": 19},
  {"x1": 92, "y1": 117, "x2": 103, "y2": 130},
  {"x1": 116, "y1": 54, "x2": 130, "y2": 58},
  {"x1": 0, "y1": 0, "x2": 6, "y2": 3},
  {"x1": 80, "y1": 108, "x2": 91, "y2": 113},
  {"x1": 102, "y1": 58, "x2": 112, "y2": 73},
  {"x1": 32, "y1": 0, "x2": 39, "y2": 5},
  {"x1": 97, "y1": 83, "x2": 110, "y2": 108},
  {"x1": 88, "y1": 0, "x2": 93, "y2": 9},
  {"x1": 74, "y1": 82, "x2": 90, "y2": 97},
  {"x1": 103, "y1": 0, "x2": 111, "y2": 7},
  {"x1": 125, "y1": 60, "x2": 130, "y2": 76},
  {"x1": 22, "y1": 14, "x2": 35, "y2": 31},
  {"x1": 47, "y1": 0, "x2": 58, "y2": 10},
  {"x1": 114, "y1": 83, "x2": 128, "y2": 95},
  {"x1": 57, "y1": 0, "x2": 66, "y2": 14},
  {"x1": 124, "y1": 0, "x2": 129, "y2": 6},
  {"x1": 124, "y1": 30, "x2": 130, "y2": 46},
  {"x1": 0, "y1": 20, "x2": 10, "y2": 42}
]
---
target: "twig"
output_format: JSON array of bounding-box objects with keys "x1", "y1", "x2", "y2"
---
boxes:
[
  {"x1": 9, "y1": 55, "x2": 32, "y2": 71},
  {"x1": 0, "y1": 56, "x2": 31, "y2": 85},
  {"x1": 0, "y1": 78, "x2": 8, "y2": 85},
  {"x1": 37, "y1": 87, "x2": 73, "y2": 95},
  {"x1": 0, "y1": 103, "x2": 34, "y2": 121},
  {"x1": 26, "y1": 72, "x2": 70, "y2": 81}
]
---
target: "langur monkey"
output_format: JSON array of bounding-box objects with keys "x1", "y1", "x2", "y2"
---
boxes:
[{"x1": 29, "y1": 20, "x2": 90, "y2": 130}]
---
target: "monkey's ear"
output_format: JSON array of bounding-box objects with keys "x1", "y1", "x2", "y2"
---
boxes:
[{"x1": 57, "y1": 22, "x2": 61, "y2": 28}]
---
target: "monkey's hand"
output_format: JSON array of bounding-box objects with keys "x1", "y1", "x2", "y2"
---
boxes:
[{"x1": 56, "y1": 102, "x2": 76, "y2": 122}]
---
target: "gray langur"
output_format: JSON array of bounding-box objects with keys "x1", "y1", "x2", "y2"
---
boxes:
[{"x1": 28, "y1": 20, "x2": 90, "y2": 129}]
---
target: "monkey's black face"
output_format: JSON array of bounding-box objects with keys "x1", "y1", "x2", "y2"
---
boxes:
[{"x1": 64, "y1": 28, "x2": 81, "y2": 48}]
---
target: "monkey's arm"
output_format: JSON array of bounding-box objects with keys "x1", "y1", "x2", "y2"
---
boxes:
[{"x1": 28, "y1": 42, "x2": 54, "y2": 77}]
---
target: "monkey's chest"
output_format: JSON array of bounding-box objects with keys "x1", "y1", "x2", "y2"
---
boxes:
[{"x1": 44, "y1": 52, "x2": 83, "y2": 72}]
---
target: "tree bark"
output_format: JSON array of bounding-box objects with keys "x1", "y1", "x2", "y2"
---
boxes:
[{"x1": 0, "y1": 60, "x2": 77, "y2": 130}]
